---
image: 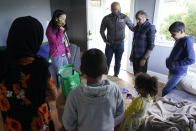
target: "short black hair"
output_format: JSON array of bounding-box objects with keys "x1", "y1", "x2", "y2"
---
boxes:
[
  {"x1": 81, "y1": 48, "x2": 107, "y2": 78},
  {"x1": 169, "y1": 21, "x2": 185, "y2": 33},
  {"x1": 135, "y1": 73, "x2": 158, "y2": 97},
  {"x1": 136, "y1": 10, "x2": 148, "y2": 18}
]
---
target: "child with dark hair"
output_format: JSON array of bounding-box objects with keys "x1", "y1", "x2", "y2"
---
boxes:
[
  {"x1": 121, "y1": 73, "x2": 158, "y2": 131},
  {"x1": 162, "y1": 21, "x2": 195, "y2": 96},
  {"x1": 62, "y1": 49, "x2": 124, "y2": 131}
]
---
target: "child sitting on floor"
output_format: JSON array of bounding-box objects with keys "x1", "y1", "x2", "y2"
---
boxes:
[
  {"x1": 120, "y1": 73, "x2": 158, "y2": 131},
  {"x1": 62, "y1": 48, "x2": 124, "y2": 131}
]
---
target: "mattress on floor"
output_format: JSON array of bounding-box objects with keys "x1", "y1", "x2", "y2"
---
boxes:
[{"x1": 165, "y1": 88, "x2": 196, "y2": 103}]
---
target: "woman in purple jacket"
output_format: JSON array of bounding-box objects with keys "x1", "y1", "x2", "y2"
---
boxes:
[{"x1": 46, "y1": 9, "x2": 71, "y2": 88}]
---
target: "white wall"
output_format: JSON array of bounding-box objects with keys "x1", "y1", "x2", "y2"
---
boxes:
[
  {"x1": 134, "y1": 0, "x2": 156, "y2": 24},
  {"x1": 50, "y1": 0, "x2": 87, "y2": 51},
  {"x1": 0, "y1": 0, "x2": 51, "y2": 46}
]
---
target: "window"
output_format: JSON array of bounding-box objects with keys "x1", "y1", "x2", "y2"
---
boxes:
[
  {"x1": 154, "y1": 0, "x2": 196, "y2": 73},
  {"x1": 154, "y1": 0, "x2": 196, "y2": 45}
]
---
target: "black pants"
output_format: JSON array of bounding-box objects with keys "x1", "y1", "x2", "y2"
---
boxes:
[{"x1": 133, "y1": 57, "x2": 149, "y2": 75}]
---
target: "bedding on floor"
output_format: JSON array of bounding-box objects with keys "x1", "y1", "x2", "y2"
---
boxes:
[{"x1": 143, "y1": 89, "x2": 196, "y2": 131}]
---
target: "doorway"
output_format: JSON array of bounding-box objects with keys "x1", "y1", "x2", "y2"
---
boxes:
[{"x1": 86, "y1": 0, "x2": 133, "y2": 75}]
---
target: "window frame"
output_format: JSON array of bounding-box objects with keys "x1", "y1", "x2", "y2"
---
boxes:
[{"x1": 153, "y1": 0, "x2": 196, "y2": 73}]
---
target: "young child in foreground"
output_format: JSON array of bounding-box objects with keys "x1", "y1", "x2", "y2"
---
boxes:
[
  {"x1": 162, "y1": 21, "x2": 195, "y2": 96},
  {"x1": 62, "y1": 48, "x2": 124, "y2": 131},
  {"x1": 120, "y1": 73, "x2": 158, "y2": 131}
]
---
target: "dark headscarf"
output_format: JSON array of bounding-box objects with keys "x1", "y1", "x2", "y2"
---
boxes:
[
  {"x1": 6, "y1": 16, "x2": 43, "y2": 58},
  {"x1": 0, "y1": 16, "x2": 49, "y2": 108}
]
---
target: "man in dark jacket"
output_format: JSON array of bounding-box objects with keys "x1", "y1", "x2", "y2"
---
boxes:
[
  {"x1": 100, "y1": 2, "x2": 134, "y2": 77},
  {"x1": 130, "y1": 10, "x2": 156, "y2": 75}
]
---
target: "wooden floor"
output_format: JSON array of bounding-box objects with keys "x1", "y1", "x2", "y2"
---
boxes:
[{"x1": 49, "y1": 69, "x2": 165, "y2": 131}]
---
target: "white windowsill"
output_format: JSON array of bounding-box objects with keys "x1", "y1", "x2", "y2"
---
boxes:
[
  {"x1": 155, "y1": 40, "x2": 196, "y2": 50},
  {"x1": 155, "y1": 40, "x2": 174, "y2": 47}
]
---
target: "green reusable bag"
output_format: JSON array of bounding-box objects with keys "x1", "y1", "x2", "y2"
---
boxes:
[{"x1": 58, "y1": 64, "x2": 81, "y2": 97}]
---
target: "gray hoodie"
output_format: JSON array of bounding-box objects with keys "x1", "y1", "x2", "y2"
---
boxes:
[{"x1": 62, "y1": 79, "x2": 124, "y2": 131}]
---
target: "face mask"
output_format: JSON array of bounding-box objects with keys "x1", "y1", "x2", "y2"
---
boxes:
[
  {"x1": 57, "y1": 19, "x2": 65, "y2": 27},
  {"x1": 113, "y1": 11, "x2": 121, "y2": 17}
]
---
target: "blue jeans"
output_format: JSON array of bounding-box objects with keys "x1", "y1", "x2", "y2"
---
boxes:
[
  {"x1": 162, "y1": 73, "x2": 186, "y2": 96},
  {"x1": 51, "y1": 55, "x2": 69, "y2": 88},
  {"x1": 105, "y1": 42, "x2": 124, "y2": 76}
]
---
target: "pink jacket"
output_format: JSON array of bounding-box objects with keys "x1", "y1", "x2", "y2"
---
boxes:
[{"x1": 46, "y1": 25, "x2": 70, "y2": 57}]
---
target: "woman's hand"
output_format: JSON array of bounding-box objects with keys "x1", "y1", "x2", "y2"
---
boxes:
[
  {"x1": 67, "y1": 53, "x2": 71, "y2": 59},
  {"x1": 46, "y1": 87, "x2": 57, "y2": 101},
  {"x1": 46, "y1": 78, "x2": 57, "y2": 101},
  {"x1": 60, "y1": 26, "x2": 65, "y2": 31}
]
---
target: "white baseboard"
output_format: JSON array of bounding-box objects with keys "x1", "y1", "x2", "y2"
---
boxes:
[{"x1": 147, "y1": 70, "x2": 168, "y2": 84}]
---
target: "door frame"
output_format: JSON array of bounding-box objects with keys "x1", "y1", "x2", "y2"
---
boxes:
[
  {"x1": 126, "y1": 0, "x2": 135, "y2": 74},
  {"x1": 86, "y1": 0, "x2": 136, "y2": 74},
  {"x1": 86, "y1": 0, "x2": 106, "y2": 50}
]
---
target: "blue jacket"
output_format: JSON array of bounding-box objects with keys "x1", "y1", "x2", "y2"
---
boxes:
[
  {"x1": 166, "y1": 36, "x2": 195, "y2": 74},
  {"x1": 132, "y1": 20, "x2": 156, "y2": 58}
]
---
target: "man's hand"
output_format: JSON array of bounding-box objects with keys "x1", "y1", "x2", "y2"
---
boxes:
[
  {"x1": 172, "y1": 62, "x2": 176, "y2": 67},
  {"x1": 105, "y1": 42, "x2": 110, "y2": 45},
  {"x1": 140, "y1": 59, "x2": 146, "y2": 67},
  {"x1": 129, "y1": 54, "x2": 133, "y2": 62}
]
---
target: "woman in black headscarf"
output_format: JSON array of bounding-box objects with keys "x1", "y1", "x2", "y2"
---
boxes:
[{"x1": 0, "y1": 16, "x2": 57, "y2": 131}]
